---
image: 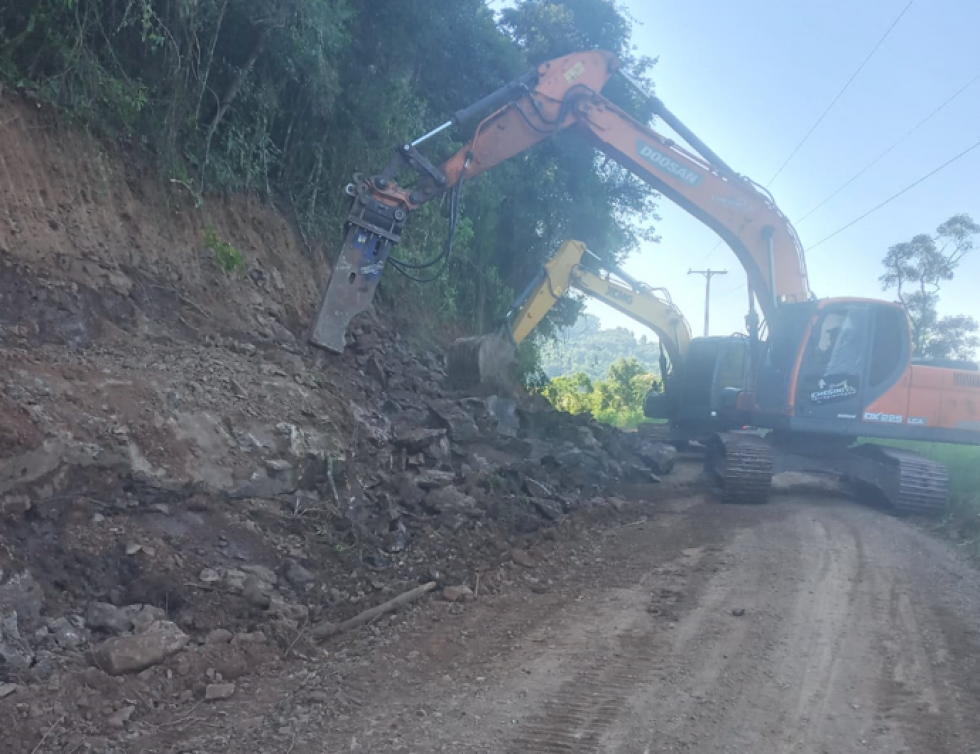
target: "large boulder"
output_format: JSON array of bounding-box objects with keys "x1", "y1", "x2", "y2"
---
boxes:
[{"x1": 635, "y1": 440, "x2": 677, "y2": 475}]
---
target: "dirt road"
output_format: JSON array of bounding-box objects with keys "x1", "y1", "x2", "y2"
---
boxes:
[{"x1": 127, "y1": 469, "x2": 980, "y2": 754}]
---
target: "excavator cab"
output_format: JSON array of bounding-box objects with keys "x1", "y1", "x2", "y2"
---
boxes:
[{"x1": 753, "y1": 298, "x2": 916, "y2": 437}]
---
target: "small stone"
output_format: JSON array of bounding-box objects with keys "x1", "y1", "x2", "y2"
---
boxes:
[
  {"x1": 365, "y1": 355, "x2": 388, "y2": 388},
  {"x1": 0, "y1": 571, "x2": 45, "y2": 630},
  {"x1": 199, "y1": 568, "x2": 221, "y2": 584},
  {"x1": 511, "y1": 549, "x2": 536, "y2": 569},
  {"x1": 241, "y1": 565, "x2": 278, "y2": 586},
  {"x1": 89, "y1": 621, "x2": 188, "y2": 676},
  {"x1": 393, "y1": 428, "x2": 447, "y2": 453},
  {"x1": 206, "y1": 628, "x2": 234, "y2": 645},
  {"x1": 232, "y1": 631, "x2": 268, "y2": 645},
  {"x1": 205, "y1": 682, "x2": 236, "y2": 701},
  {"x1": 0, "y1": 613, "x2": 33, "y2": 672},
  {"x1": 49, "y1": 617, "x2": 84, "y2": 648},
  {"x1": 0, "y1": 682, "x2": 19, "y2": 699},
  {"x1": 424, "y1": 486, "x2": 475, "y2": 513},
  {"x1": 523, "y1": 478, "x2": 554, "y2": 498},
  {"x1": 125, "y1": 543, "x2": 143, "y2": 556},
  {"x1": 242, "y1": 578, "x2": 272, "y2": 610},
  {"x1": 126, "y1": 605, "x2": 168, "y2": 634},
  {"x1": 265, "y1": 459, "x2": 293, "y2": 473},
  {"x1": 731, "y1": 608, "x2": 746, "y2": 617},
  {"x1": 441, "y1": 585, "x2": 474, "y2": 603},
  {"x1": 107, "y1": 705, "x2": 136, "y2": 729},
  {"x1": 530, "y1": 497, "x2": 563, "y2": 521},
  {"x1": 86, "y1": 602, "x2": 133, "y2": 635},
  {"x1": 284, "y1": 560, "x2": 315, "y2": 588},
  {"x1": 149, "y1": 503, "x2": 171, "y2": 515},
  {"x1": 415, "y1": 469, "x2": 456, "y2": 490}
]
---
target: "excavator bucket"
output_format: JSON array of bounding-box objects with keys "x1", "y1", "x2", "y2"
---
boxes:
[{"x1": 446, "y1": 332, "x2": 516, "y2": 389}]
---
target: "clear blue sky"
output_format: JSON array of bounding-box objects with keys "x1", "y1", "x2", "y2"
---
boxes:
[{"x1": 552, "y1": 0, "x2": 980, "y2": 341}]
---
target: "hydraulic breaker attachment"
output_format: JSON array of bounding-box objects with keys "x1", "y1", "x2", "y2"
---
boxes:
[{"x1": 309, "y1": 178, "x2": 408, "y2": 353}]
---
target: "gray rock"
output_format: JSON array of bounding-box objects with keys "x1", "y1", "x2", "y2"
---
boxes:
[
  {"x1": 241, "y1": 565, "x2": 278, "y2": 586},
  {"x1": 205, "y1": 682, "x2": 236, "y2": 701},
  {"x1": 49, "y1": 617, "x2": 84, "y2": 648},
  {"x1": 530, "y1": 497, "x2": 563, "y2": 521},
  {"x1": 523, "y1": 478, "x2": 555, "y2": 498},
  {"x1": 0, "y1": 571, "x2": 45, "y2": 631},
  {"x1": 415, "y1": 469, "x2": 456, "y2": 490},
  {"x1": 424, "y1": 487, "x2": 476, "y2": 513},
  {"x1": 365, "y1": 355, "x2": 388, "y2": 388},
  {"x1": 396, "y1": 475, "x2": 425, "y2": 508},
  {"x1": 429, "y1": 401, "x2": 481, "y2": 443},
  {"x1": 635, "y1": 441, "x2": 677, "y2": 474},
  {"x1": 510, "y1": 549, "x2": 536, "y2": 569},
  {"x1": 230, "y1": 471, "x2": 297, "y2": 499},
  {"x1": 107, "y1": 705, "x2": 136, "y2": 729},
  {"x1": 125, "y1": 605, "x2": 167, "y2": 634},
  {"x1": 242, "y1": 577, "x2": 272, "y2": 610},
  {"x1": 486, "y1": 396, "x2": 518, "y2": 436},
  {"x1": 0, "y1": 682, "x2": 19, "y2": 699},
  {"x1": 89, "y1": 620, "x2": 188, "y2": 676},
  {"x1": 206, "y1": 628, "x2": 234, "y2": 645},
  {"x1": 442, "y1": 585, "x2": 474, "y2": 603},
  {"x1": 0, "y1": 612, "x2": 34, "y2": 672},
  {"x1": 284, "y1": 560, "x2": 314, "y2": 588},
  {"x1": 86, "y1": 602, "x2": 133, "y2": 635}
]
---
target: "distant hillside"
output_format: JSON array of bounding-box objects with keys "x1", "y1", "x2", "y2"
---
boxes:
[{"x1": 539, "y1": 314, "x2": 664, "y2": 379}]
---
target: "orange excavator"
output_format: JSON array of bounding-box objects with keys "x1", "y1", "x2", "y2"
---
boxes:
[{"x1": 309, "y1": 50, "x2": 979, "y2": 514}]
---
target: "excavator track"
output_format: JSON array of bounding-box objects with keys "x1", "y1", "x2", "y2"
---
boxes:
[
  {"x1": 704, "y1": 432, "x2": 773, "y2": 504},
  {"x1": 845, "y1": 444, "x2": 949, "y2": 516}
]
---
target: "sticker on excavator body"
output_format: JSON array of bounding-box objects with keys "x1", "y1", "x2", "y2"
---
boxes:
[
  {"x1": 864, "y1": 412, "x2": 904, "y2": 424},
  {"x1": 564, "y1": 62, "x2": 586, "y2": 83},
  {"x1": 604, "y1": 286, "x2": 633, "y2": 304},
  {"x1": 635, "y1": 139, "x2": 703, "y2": 186}
]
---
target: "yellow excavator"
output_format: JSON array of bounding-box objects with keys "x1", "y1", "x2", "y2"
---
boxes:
[
  {"x1": 446, "y1": 239, "x2": 750, "y2": 446},
  {"x1": 446, "y1": 239, "x2": 690, "y2": 388}
]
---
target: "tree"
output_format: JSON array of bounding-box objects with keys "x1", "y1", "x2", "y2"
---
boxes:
[{"x1": 880, "y1": 213, "x2": 980, "y2": 361}]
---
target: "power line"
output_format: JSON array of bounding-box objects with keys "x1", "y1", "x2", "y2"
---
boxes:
[
  {"x1": 807, "y1": 136, "x2": 980, "y2": 252},
  {"x1": 767, "y1": 0, "x2": 916, "y2": 187},
  {"x1": 796, "y1": 68, "x2": 980, "y2": 224}
]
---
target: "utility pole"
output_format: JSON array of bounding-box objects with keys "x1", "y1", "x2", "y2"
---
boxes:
[{"x1": 688, "y1": 268, "x2": 728, "y2": 337}]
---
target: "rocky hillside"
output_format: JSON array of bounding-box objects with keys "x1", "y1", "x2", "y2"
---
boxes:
[{"x1": 0, "y1": 97, "x2": 681, "y2": 751}]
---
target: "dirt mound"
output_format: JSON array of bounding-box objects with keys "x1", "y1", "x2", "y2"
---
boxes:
[{"x1": 0, "y1": 96, "x2": 679, "y2": 751}]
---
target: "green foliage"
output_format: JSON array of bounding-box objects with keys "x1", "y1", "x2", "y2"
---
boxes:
[
  {"x1": 539, "y1": 356, "x2": 658, "y2": 428},
  {"x1": 880, "y1": 213, "x2": 980, "y2": 360},
  {"x1": 539, "y1": 313, "x2": 665, "y2": 379},
  {"x1": 1, "y1": 0, "x2": 660, "y2": 344},
  {"x1": 204, "y1": 225, "x2": 246, "y2": 274}
]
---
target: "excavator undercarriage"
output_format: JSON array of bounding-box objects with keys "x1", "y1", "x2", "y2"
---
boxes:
[{"x1": 705, "y1": 432, "x2": 950, "y2": 515}]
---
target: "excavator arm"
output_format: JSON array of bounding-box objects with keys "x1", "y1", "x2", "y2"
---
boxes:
[
  {"x1": 447, "y1": 239, "x2": 693, "y2": 388},
  {"x1": 309, "y1": 49, "x2": 810, "y2": 353},
  {"x1": 503, "y1": 240, "x2": 690, "y2": 363}
]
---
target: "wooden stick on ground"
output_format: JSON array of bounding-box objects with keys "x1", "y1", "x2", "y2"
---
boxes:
[{"x1": 312, "y1": 581, "x2": 437, "y2": 640}]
